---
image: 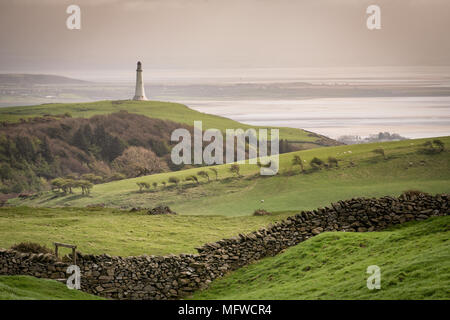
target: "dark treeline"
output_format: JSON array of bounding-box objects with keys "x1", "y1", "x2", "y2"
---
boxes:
[
  {"x1": 0, "y1": 112, "x2": 295, "y2": 194},
  {"x1": 0, "y1": 111, "x2": 192, "y2": 193}
]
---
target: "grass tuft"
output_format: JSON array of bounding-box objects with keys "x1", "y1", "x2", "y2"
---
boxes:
[
  {"x1": 0, "y1": 276, "x2": 104, "y2": 300},
  {"x1": 192, "y1": 216, "x2": 450, "y2": 300}
]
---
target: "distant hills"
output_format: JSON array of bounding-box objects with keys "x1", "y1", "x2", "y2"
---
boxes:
[{"x1": 0, "y1": 74, "x2": 89, "y2": 86}]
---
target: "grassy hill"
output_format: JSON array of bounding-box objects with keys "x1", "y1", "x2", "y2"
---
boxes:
[
  {"x1": 0, "y1": 100, "x2": 325, "y2": 142},
  {"x1": 11, "y1": 136, "x2": 450, "y2": 216},
  {"x1": 0, "y1": 207, "x2": 292, "y2": 256},
  {"x1": 0, "y1": 275, "x2": 103, "y2": 300},
  {"x1": 192, "y1": 216, "x2": 450, "y2": 300}
]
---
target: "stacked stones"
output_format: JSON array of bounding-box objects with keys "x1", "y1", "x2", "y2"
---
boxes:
[
  {"x1": 0, "y1": 193, "x2": 448, "y2": 300},
  {"x1": 147, "y1": 206, "x2": 177, "y2": 215},
  {"x1": 0, "y1": 249, "x2": 66, "y2": 280},
  {"x1": 253, "y1": 209, "x2": 271, "y2": 216}
]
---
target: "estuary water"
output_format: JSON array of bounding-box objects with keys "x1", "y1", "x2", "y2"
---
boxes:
[
  {"x1": 180, "y1": 96, "x2": 450, "y2": 139},
  {"x1": 3, "y1": 66, "x2": 450, "y2": 139}
]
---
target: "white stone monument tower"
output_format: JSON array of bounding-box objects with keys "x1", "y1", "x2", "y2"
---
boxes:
[{"x1": 133, "y1": 61, "x2": 148, "y2": 101}]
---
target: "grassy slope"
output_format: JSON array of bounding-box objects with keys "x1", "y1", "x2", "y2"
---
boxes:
[
  {"x1": 192, "y1": 216, "x2": 450, "y2": 300},
  {"x1": 0, "y1": 275, "x2": 103, "y2": 300},
  {"x1": 0, "y1": 100, "x2": 317, "y2": 141},
  {"x1": 12, "y1": 136, "x2": 450, "y2": 216},
  {"x1": 0, "y1": 207, "x2": 292, "y2": 256}
]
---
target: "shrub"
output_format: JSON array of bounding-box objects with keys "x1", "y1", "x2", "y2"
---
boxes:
[
  {"x1": 229, "y1": 164, "x2": 241, "y2": 177},
  {"x1": 328, "y1": 157, "x2": 339, "y2": 168},
  {"x1": 168, "y1": 176, "x2": 180, "y2": 185},
  {"x1": 253, "y1": 209, "x2": 271, "y2": 216},
  {"x1": 185, "y1": 175, "x2": 199, "y2": 184},
  {"x1": 152, "y1": 182, "x2": 158, "y2": 188},
  {"x1": 112, "y1": 146, "x2": 167, "y2": 178},
  {"x1": 147, "y1": 206, "x2": 177, "y2": 215},
  {"x1": 420, "y1": 141, "x2": 438, "y2": 155},
  {"x1": 310, "y1": 157, "x2": 324, "y2": 169},
  {"x1": 136, "y1": 182, "x2": 150, "y2": 192},
  {"x1": 433, "y1": 139, "x2": 445, "y2": 152},
  {"x1": 11, "y1": 242, "x2": 53, "y2": 255},
  {"x1": 197, "y1": 170, "x2": 210, "y2": 182},
  {"x1": 291, "y1": 155, "x2": 304, "y2": 172}
]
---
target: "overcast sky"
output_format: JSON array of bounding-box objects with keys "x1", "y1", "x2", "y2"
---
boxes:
[{"x1": 1, "y1": 0, "x2": 449, "y2": 73}]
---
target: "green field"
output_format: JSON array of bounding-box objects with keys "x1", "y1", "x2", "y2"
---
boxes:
[
  {"x1": 0, "y1": 100, "x2": 319, "y2": 142},
  {"x1": 192, "y1": 216, "x2": 450, "y2": 300},
  {"x1": 11, "y1": 136, "x2": 450, "y2": 216},
  {"x1": 0, "y1": 275, "x2": 104, "y2": 300},
  {"x1": 3, "y1": 136, "x2": 448, "y2": 257},
  {"x1": 0, "y1": 207, "x2": 292, "y2": 256},
  {"x1": 2, "y1": 100, "x2": 449, "y2": 301}
]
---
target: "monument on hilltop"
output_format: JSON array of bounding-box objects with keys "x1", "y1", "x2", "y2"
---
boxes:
[{"x1": 133, "y1": 61, "x2": 148, "y2": 101}]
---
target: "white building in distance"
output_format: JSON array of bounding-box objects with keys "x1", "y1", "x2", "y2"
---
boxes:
[{"x1": 133, "y1": 61, "x2": 148, "y2": 101}]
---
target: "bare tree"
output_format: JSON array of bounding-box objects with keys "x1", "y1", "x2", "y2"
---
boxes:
[{"x1": 112, "y1": 146, "x2": 168, "y2": 178}]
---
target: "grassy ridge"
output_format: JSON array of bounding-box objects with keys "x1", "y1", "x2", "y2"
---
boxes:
[
  {"x1": 192, "y1": 216, "x2": 450, "y2": 300},
  {"x1": 11, "y1": 136, "x2": 450, "y2": 216},
  {"x1": 0, "y1": 100, "x2": 317, "y2": 141},
  {"x1": 0, "y1": 275, "x2": 103, "y2": 300},
  {"x1": 0, "y1": 207, "x2": 292, "y2": 256}
]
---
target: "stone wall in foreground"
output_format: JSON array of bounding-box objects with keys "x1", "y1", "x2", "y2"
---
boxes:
[{"x1": 0, "y1": 193, "x2": 448, "y2": 299}]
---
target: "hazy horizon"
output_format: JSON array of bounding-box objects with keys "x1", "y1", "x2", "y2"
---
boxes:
[{"x1": 1, "y1": 0, "x2": 450, "y2": 73}]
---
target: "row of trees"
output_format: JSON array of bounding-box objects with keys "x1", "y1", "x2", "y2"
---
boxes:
[
  {"x1": 135, "y1": 138, "x2": 448, "y2": 192},
  {"x1": 134, "y1": 151, "x2": 344, "y2": 193},
  {"x1": 51, "y1": 178, "x2": 93, "y2": 195},
  {"x1": 135, "y1": 153, "x2": 334, "y2": 192},
  {"x1": 291, "y1": 155, "x2": 339, "y2": 172},
  {"x1": 136, "y1": 167, "x2": 223, "y2": 192}
]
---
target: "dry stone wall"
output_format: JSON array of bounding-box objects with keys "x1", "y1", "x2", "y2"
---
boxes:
[{"x1": 1, "y1": 193, "x2": 448, "y2": 300}]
